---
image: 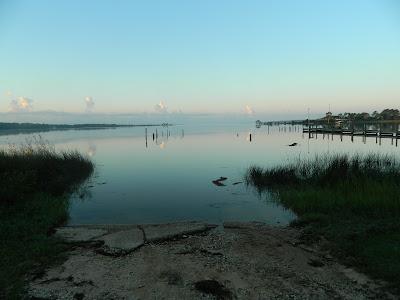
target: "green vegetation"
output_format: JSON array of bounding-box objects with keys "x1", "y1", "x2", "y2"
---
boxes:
[
  {"x1": 323, "y1": 108, "x2": 400, "y2": 123},
  {"x1": 343, "y1": 108, "x2": 400, "y2": 121},
  {"x1": 246, "y1": 154, "x2": 400, "y2": 290},
  {"x1": 0, "y1": 137, "x2": 94, "y2": 299}
]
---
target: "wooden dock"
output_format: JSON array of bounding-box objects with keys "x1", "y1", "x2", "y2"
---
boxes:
[
  {"x1": 303, "y1": 126, "x2": 400, "y2": 146},
  {"x1": 303, "y1": 128, "x2": 399, "y2": 137}
]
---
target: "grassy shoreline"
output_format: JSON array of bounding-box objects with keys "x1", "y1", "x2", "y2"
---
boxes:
[
  {"x1": 0, "y1": 139, "x2": 94, "y2": 299},
  {"x1": 246, "y1": 153, "x2": 400, "y2": 291}
]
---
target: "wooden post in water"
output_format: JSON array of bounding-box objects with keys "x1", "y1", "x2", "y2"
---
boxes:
[
  {"x1": 351, "y1": 123, "x2": 354, "y2": 142},
  {"x1": 249, "y1": 133, "x2": 252, "y2": 142},
  {"x1": 395, "y1": 124, "x2": 399, "y2": 145},
  {"x1": 145, "y1": 128, "x2": 148, "y2": 148}
]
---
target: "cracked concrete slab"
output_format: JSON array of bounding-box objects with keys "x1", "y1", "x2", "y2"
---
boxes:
[
  {"x1": 141, "y1": 222, "x2": 215, "y2": 242},
  {"x1": 100, "y1": 227, "x2": 144, "y2": 255},
  {"x1": 55, "y1": 227, "x2": 108, "y2": 242}
]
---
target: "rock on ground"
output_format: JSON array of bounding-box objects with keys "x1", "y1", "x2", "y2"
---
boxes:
[{"x1": 30, "y1": 222, "x2": 395, "y2": 300}]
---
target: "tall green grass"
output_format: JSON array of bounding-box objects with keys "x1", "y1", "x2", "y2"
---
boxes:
[
  {"x1": 0, "y1": 137, "x2": 94, "y2": 299},
  {"x1": 247, "y1": 153, "x2": 400, "y2": 188},
  {"x1": 246, "y1": 153, "x2": 400, "y2": 290},
  {"x1": 0, "y1": 136, "x2": 94, "y2": 203}
]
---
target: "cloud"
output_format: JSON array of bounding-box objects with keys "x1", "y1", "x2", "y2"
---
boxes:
[
  {"x1": 154, "y1": 101, "x2": 168, "y2": 113},
  {"x1": 245, "y1": 105, "x2": 255, "y2": 115},
  {"x1": 85, "y1": 96, "x2": 95, "y2": 112},
  {"x1": 9, "y1": 96, "x2": 34, "y2": 112}
]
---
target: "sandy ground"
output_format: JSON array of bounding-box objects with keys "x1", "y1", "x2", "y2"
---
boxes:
[{"x1": 29, "y1": 222, "x2": 395, "y2": 300}]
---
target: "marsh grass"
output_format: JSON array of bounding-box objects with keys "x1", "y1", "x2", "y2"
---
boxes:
[
  {"x1": 0, "y1": 136, "x2": 94, "y2": 203},
  {"x1": 247, "y1": 153, "x2": 400, "y2": 188},
  {"x1": 246, "y1": 153, "x2": 400, "y2": 290},
  {"x1": 0, "y1": 137, "x2": 94, "y2": 299}
]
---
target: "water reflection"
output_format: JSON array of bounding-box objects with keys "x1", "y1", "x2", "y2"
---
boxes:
[
  {"x1": 1, "y1": 123, "x2": 398, "y2": 226},
  {"x1": 87, "y1": 143, "x2": 97, "y2": 157}
]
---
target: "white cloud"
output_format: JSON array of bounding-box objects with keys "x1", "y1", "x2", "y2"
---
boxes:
[
  {"x1": 154, "y1": 101, "x2": 168, "y2": 113},
  {"x1": 245, "y1": 105, "x2": 255, "y2": 115},
  {"x1": 85, "y1": 96, "x2": 95, "y2": 112},
  {"x1": 9, "y1": 96, "x2": 34, "y2": 112}
]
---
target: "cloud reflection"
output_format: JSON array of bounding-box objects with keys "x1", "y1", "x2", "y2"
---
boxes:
[{"x1": 87, "y1": 143, "x2": 97, "y2": 157}]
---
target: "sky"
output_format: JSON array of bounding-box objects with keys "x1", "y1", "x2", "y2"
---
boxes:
[{"x1": 0, "y1": 0, "x2": 400, "y2": 122}]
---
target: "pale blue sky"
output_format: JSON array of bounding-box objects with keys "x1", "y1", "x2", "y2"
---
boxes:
[{"x1": 1, "y1": 0, "x2": 399, "y2": 119}]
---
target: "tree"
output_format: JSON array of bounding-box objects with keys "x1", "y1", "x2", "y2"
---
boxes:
[{"x1": 380, "y1": 109, "x2": 400, "y2": 120}]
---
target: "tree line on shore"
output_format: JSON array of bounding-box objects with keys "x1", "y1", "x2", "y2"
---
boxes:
[{"x1": 333, "y1": 109, "x2": 400, "y2": 121}]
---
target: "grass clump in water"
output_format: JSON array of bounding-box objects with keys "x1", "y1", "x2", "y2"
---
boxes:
[
  {"x1": 0, "y1": 137, "x2": 94, "y2": 299},
  {"x1": 246, "y1": 153, "x2": 400, "y2": 290}
]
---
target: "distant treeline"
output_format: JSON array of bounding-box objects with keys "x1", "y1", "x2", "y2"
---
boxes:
[
  {"x1": 0, "y1": 122, "x2": 172, "y2": 129},
  {"x1": 0, "y1": 122, "x2": 170, "y2": 135},
  {"x1": 0, "y1": 123, "x2": 123, "y2": 130},
  {"x1": 335, "y1": 109, "x2": 400, "y2": 121}
]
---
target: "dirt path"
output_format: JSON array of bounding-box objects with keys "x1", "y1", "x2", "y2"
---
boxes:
[{"x1": 29, "y1": 222, "x2": 394, "y2": 299}]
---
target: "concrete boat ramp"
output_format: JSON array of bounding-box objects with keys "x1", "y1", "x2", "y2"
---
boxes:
[
  {"x1": 29, "y1": 222, "x2": 395, "y2": 300},
  {"x1": 55, "y1": 222, "x2": 215, "y2": 256}
]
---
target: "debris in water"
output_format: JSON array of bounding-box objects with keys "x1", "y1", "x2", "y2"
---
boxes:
[
  {"x1": 288, "y1": 142, "x2": 298, "y2": 147},
  {"x1": 212, "y1": 180, "x2": 226, "y2": 186},
  {"x1": 232, "y1": 181, "x2": 242, "y2": 185},
  {"x1": 212, "y1": 176, "x2": 228, "y2": 186}
]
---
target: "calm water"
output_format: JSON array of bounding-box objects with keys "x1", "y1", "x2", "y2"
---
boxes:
[{"x1": 1, "y1": 122, "x2": 399, "y2": 225}]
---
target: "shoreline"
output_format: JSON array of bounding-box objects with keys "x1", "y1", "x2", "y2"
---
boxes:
[
  {"x1": 29, "y1": 221, "x2": 395, "y2": 299},
  {"x1": 0, "y1": 122, "x2": 172, "y2": 136}
]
